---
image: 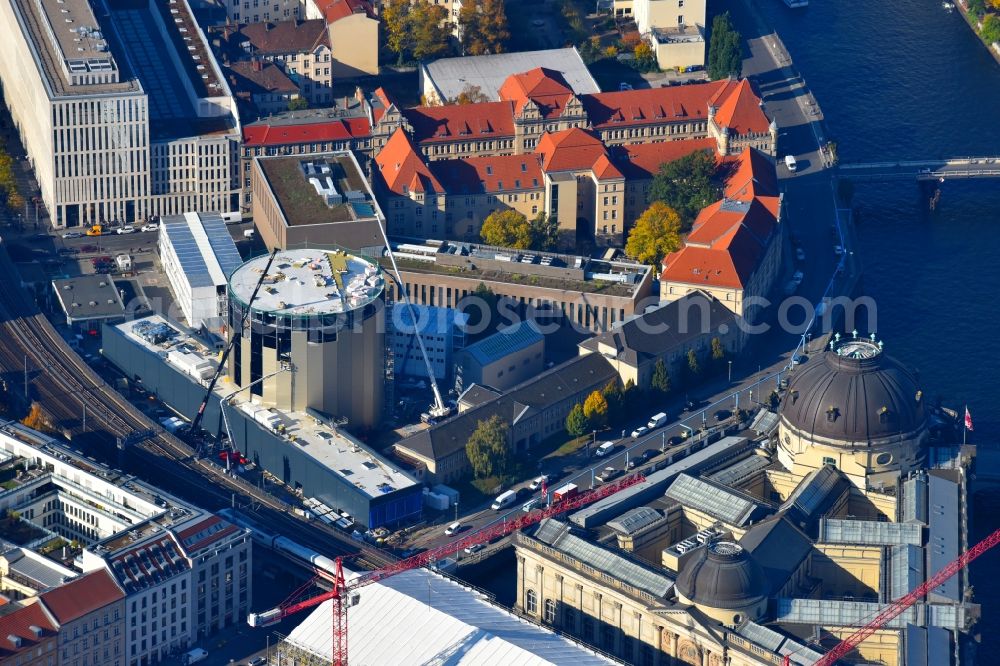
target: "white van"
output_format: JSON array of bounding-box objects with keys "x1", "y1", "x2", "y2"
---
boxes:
[
  {"x1": 183, "y1": 648, "x2": 208, "y2": 665},
  {"x1": 784, "y1": 154, "x2": 798, "y2": 172},
  {"x1": 595, "y1": 441, "x2": 615, "y2": 457},
  {"x1": 444, "y1": 521, "x2": 462, "y2": 536},
  {"x1": 491, "y1": 490, "x2": 517, "y2": 510},
  {"x1": 647, "y1": 412, "x2": 668, "y2": 429}
]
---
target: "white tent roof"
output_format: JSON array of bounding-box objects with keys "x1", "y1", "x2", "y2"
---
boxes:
[{"x1": 285, "y1": 567, "x2": 616, "y2": 665}]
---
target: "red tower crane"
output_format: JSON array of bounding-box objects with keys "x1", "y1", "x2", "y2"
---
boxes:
[
  {"x1": 783, "y1": 526, "x2": 1000, "y2": 666},
  {"x1": 248, "y1": 474, "x2": 646, "y2": 666}
]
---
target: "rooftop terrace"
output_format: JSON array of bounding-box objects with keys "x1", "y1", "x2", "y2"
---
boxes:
[
  {"x1": 257, "y1": 153, "x2": 382, "y2": 227},
  {"x1": 229, "y1": 249, "x2": 384, "y2": 316},
  {"x1": 385, "y1": 239, "x2": 650, "y2": 297}
]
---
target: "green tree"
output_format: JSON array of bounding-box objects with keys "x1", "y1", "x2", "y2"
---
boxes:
[
  {"x1": 465, "y1": 415, "x2": 510, "y2": 479},
  {"x1": 707, "y1": 12, "x2": 743, "y2": 80},
  {"x1": 601, "y1": 380, "x2": 623, "y2": 422},
  {"x1": 967, "y1": 0, "x2": 986, "y2": 17},
  {"x1": 767, "y1": 390, "x2": 780, "y2": 410},
  {"x1": 287, "y1": 97, "x2": 309, "y2": 111},
  {"x1": 459, "y1": 0, "x2": 509, "y2": 55},
  {"x1": 565, "y1": 402, "x2": 588, "y2": 437},
  {"x1": 452, "y1": 84, "x2": 490, "y2": 105},
  {"x1": 711, "y1": 337, "x2": 725, "y2": 363},
  {"x1": 461, "y1": 282, "x2": 499, "y2": 337},
  {"x1": 650, "y1": 358, "x2": 671, "y2": 394},
  {"x1": 480, "y1": 209, "x2": 533, "y2": 248},
  {"x1": 625, "y1": 201, "x2": 683, "y2": 266},
  {"x1": 647, "y1": 150, "x2": 720, "y2": 229},
  {"x1": 578, "y1": 36, "x2": 602, "y2": 64},
  {"x1": 410, "y1": 0, "x2": 451, "y2": 61},
  {"x1": 528, "y1": 212, "x2": 559, "y2": 251},
  {"x1": 583, "y1": 390, "x2": 608, "y2": 429},
  {"x1": 982, "y1": 14, "x2": 1000, "y2": 44},
  {"x1": 382, "y1": 0, "x2": 413, "y2": 61},
  {"x1": 686, "y1": 349, "x2": 700, "y2": 378}
]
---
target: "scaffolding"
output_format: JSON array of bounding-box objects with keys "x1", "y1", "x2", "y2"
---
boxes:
[{"x1": 270, "y1": 632, "x2": 328, "y2": 666}]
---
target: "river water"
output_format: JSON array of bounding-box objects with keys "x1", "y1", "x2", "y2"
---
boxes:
[{"x1": 735, "y1": 0, "x2": 1000, "y2": 653}]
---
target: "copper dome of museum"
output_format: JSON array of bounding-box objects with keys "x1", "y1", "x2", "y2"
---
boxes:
[
  {"x1": 780, "y1": 336, "x2": 926, "y2": 445},
  {"x1": 675, "y1": 542, "x2": 768, "y2": 609}
]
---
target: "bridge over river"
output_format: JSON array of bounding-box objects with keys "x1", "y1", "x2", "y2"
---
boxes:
[{"x1": 838, "y1": 157, "x2": 1000, "y2": 181}]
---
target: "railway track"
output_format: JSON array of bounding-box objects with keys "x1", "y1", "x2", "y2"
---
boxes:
[{"x1": 0, "y1": 245, "x2": 394, "y2": 571}]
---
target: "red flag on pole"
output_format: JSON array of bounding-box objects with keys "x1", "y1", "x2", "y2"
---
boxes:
[{"x1": 965, "y1": 407, "x2": 974, "y2": 432}]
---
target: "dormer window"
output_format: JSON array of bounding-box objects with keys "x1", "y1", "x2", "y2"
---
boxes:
[
  {"x1": 826, "y1": 407, "x2": 839, "y2": 422},
  {"x1": 878, "y1": 406, "x2": 889, "y2": 424}
]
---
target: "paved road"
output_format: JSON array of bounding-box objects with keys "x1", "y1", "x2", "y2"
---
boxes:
[{"x1": 411, "y1": 2, "x2": 858, "y2": 558}]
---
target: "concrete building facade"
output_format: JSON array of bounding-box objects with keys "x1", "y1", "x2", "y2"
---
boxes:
[
  {"x1": 0, "y1": 0, "x2": 241, "y2": 228},
  {"x1": 227, "y1": 249, "x2": 385, "y2": 429}
]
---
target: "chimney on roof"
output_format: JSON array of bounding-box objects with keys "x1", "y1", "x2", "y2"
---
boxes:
[
  {"x1": 7, "y1": 635, "x2": 21, "y2": 648},
  {"x1": 28, "y1": 626, "x2": 42, "y2": 639},
  {"x1": 252, "y1": 59, "x2": 262, "y2": 72}
]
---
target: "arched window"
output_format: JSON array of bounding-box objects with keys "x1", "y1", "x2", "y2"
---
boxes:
[
  {"x1": 543, "y1": 599, "x2": 556, "y2": 624},
  {"x1": 525, "y1": 589, "x2": 537, "y2": 614}
]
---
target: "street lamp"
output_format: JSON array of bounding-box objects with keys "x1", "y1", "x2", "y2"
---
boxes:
[{"x1": 727, "y1": 360, "x2": 732, "y2": 383}]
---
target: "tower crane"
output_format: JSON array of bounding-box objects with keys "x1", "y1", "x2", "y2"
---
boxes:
[
  {"x1": 785, "y1": 525, "x2": 1000, "y2": 666},
  {"x1": 247, "y1": 473, "x2": 646, "y2": 665}
]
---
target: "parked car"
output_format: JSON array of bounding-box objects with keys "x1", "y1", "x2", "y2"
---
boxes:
[
  {"x1": 528, "y1": 475, "x2": 550, "y2": 491},
  {"x1": 141, "y1": 223, "x2": 159, "y2": 232},
  {"x1": 116, "y1": 225, "x2": 135, "y2": 234},
  {"x1": 597, "y1": 466, "x2": 622, "y2": 483},
  {"x1": 247, "y1": 657, "x2": 267, "y2": 666},
  {"x1": 464, "y1": 543, "x2": 485, "y2": 554},
  {"x1": 62, "y1": 231, "x2": 84, "y2": 239},
  {"x1": 619, "y1": 82, "x2": 633, "y2": 91},
  {"x1": 445, "y1": 522, "x2": 462, "y2": 536},
  {"x1": 631, "y1": 426, "x2": 649, "y2": 438}
]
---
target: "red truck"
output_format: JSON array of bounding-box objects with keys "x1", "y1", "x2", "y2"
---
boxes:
[{"x1": 552, "y1": 483, "x2": 579, "y2": 504}]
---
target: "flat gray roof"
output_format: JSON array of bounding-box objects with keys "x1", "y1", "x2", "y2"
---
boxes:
[
  {"x1": 777, "y1": 598, "x2": 965, "y2": 630},
  {"x1": 533, "y1": 519, "x2": 673, "y2": 598},
  {"x1": 421, "y1": 47, "x2": 600, "y2": 102},
  {"x1": 52, "y1": 275, "x2": 125, "y2": 322},
  {"x1": 665, "y1": 473, "x2": 760, "y2": 526},
  {"x1": 819, "y1": 518, "x2": 923, "y2": 546}
]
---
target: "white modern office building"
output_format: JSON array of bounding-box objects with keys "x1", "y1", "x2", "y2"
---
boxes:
[
  {"x1": 0, "y1": 419, "x2": 252, "y2": 665},
  {"x1": 0, "y1": 0, "x2": 242, "y2": 229},
  {"x1": 159, "y1": 212, "x2": 244, "y2": 327}
]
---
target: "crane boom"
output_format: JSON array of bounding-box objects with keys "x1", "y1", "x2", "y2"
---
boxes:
[
  {"x1": 808, "y1": 526, "x2": 1000, "y2": 666},
  {"x1": 190, "y1": 248, "x2": 278, "y2": 436},
  {"x1": 248, "y1": 473, "x2": 646, "y2": 666}
]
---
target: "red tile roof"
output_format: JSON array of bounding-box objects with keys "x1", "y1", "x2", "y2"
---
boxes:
[
  {"x1": 711, "y1": 78, "x2": 770, "y2": 136},
  {"x1": 315, "y1": 0, "x2": 374, "y2": 23},
  {"x1": 662, "y1": 197, "x2": 778, "y2": 289},
  {"x1": 535, "y1": 128, "x2": 621, "y2": 177},
  {"x1": 375, "y1": 129, "x2": 443, "y2": 195},
  {"x1": 498, "y1": 68, "x2": 575, "y2": 118},
  {"x1": 403, "y1": 102, "x2": 516, "y2": 144},
  {"x1": 243, "y1": 117, "x2": 371, "y2": 146},
  {"x1": 612, "y1": 138, "x2": 719, "y2": 179},
  {"x1": 724, "y1": 146, "x2": 778, "y2": 200},
  {"x1": 0, "y1": 601, "x2": 57, "y2": 658},
  {"x1": 582, "y1": 81, "x2": 729, "y2": 129},
  {"x1": 430, "y1": 154, "x2": 543, "y2": 194},
  {"x1": 39, "y1": 570, "x2": 123, "y2": 624}
]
